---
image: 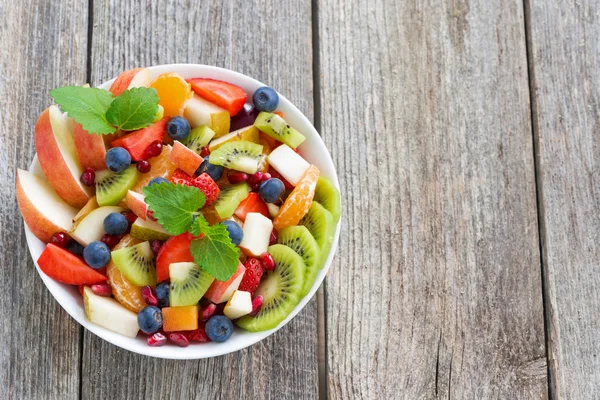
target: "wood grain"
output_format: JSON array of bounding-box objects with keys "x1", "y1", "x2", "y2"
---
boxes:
[
  {"x1": 0, "y1": 0, "x2": 88, "y2": 399},
  {"x1": 82, "y1": 1, "x2": 318, "y2": 399},
  {"x1": 317, "y1": 0, "x2": 548, "y2": 398},
  {"x1": 526, "y1": 0, "x2": 600, "y2": 397}
]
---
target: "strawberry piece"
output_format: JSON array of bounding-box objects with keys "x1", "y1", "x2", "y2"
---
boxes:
[
  {"x1": 37, "y1": 244, "x2": 107, "y2": 285},
  {"x1": 234, "y1": 192, "x2": 270, "y2": 221},
  {"x1": 170, "y1": 168, "x2": 193, "y2": 185},
  {"x1": 111, "y1": 117, "x2": 168, "y2": 161},
  {"x1": 238, "y1": 258, "x2": 264, "y2": 294},
  {"x1": 188, "y1": 78, "x2": 247, "y2": 116},
  {"x1": 268, "y1": 166, "x2": 294, "y2": 190},
  {"x1": 170, "y1": 170, "x2": 220, "y2": 207},
  {"x1": 155, "y1": 232, "x2": 194, "y2": 282}
]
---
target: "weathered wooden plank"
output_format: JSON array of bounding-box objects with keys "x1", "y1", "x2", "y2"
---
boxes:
[
  {"x1": 0, "y1": 0, "x2": 88, "y2": 399},
  {"x1": 318, "y1": 0, "x2": 547, "y2": 398},
  {"x1": 81, "y1": 1, "x2": 318, "y2": 399},
  {"x1": 526, "y1": 0, "x2": 600, "y2": 397}
]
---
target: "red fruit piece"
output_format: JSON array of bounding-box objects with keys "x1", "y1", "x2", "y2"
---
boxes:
[
  {"x1": 249, "y1": 295, "x2": 264, "y2": 316},
  {"x1": 147, "y1": 332, "x2": 167, "y2": 347},
  {"x1": 200, "y1": 303, "x2": 217, "y2": 321},
  {"x1": 239, "y1": 258, "x2": 264, "y2": 294},
  {"x1": 268, "y1": 166, "x2": 294, "y2": 190},
  {"x1": 170, "y1": 170, "x2": 220, "y2": 206},
  {"x1": 269, "y1": 230, "x2": 278, "y2": 245},
  {"x1": 168, "y1": 332, "x2": 190, "y2": 347},
  {"x1": 186, "y1": 323, "x2": 209, "y2": 342},
  {"x1": 188, "y1": 78, "x2": 248, "y2": 116},
  {"x1": 136, "y1": 160, "x2": 151, "y2": 173},
  {"x1": 170, "y1": 168, "x2": 192, "y2": 185},
  {"x1": 259, "y1": 252, "x2": 276, "y2": 271},
  {"x1": 234, "y1": 192, "x2": 270, "y2": 221},
  {"x1": 37, "y1": 244, "x2": 106, "y2": 285},
  {"x1": 150, "y1": 240, "x2": 163, "y2": 257},
  {"x1": 51, "y1": 232, "x2": 70, "y2": 248},
  {"x1": 101, "y1": 233, "x2": 123, "y2": 249},
  {"x1": 111, "y1": 117, "x2": 168, "y2": 161},
  {"x1": 156, "y1": 232, "x2": 194, "y2": 282},
  {"x1": 142, "y1": 286, "x2": 159, "y2": 306},
  {"x1": 91, "y1": 283, "x2": 112, "y2": 297},
  {"x1": 78, "y1": 285, "x2": 85, "y2": 296},
  {"x1": 80, "y1": 168, "x2": 95, "y2": 186},
  {"x1": 144, "y1": 140, "x2": 163, "y2": 159},
  {"x1": 227, "y1": 171, "x2": 249, "y2": 184}
]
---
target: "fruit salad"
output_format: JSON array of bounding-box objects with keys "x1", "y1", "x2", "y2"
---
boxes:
[{"x1": 16, "y1": 68, "x2": 341, "y2": 347}]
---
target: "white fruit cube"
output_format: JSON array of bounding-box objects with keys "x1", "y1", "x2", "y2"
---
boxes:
[
  {"x1": 83, "y1": 286, "x2": 139, "y2": 338},
  {"x1": 266, "y1": 203, "x2": 280, "y2": 218},
  {"x1": 70, "y1": 205, "x2": 125, "y2": 246},
  {"x1": 267, "y1": 144, "x2": 310, "y2": 186},
  {"x1": 183, "y1": 95, "x2": 230, "y2": 137},
  {"x1": 223, "y1": 290, "x2": 253, "y2": 319},
  {"x1": 239, "y1": 212, "x2": 273, "y2": 256}
]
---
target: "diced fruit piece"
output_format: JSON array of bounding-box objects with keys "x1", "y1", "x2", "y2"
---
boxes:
[
  {"x1": 201, "y1": 206, "x2": 222, "y2": 225},
  {"x1": 91, "y1": 283, "x2": 112, "y2": 297},
  {"x1": 209, "y1": 140, "x2": 263, "y2": 174},
  {"x1": 73, "y1": 195, "x2": 99, "y2": 223},
  {"x1": 37, "y1": 244, "x2": 106, "y2": 285},
  {"x1": 169, "y1": 140, "x2": 204, "y2": 176},
  {"x1": 162, "y1": 305, "x2": 199, "y2": 332},
  {"x1": 109, "y1": 67, "x2": 152, "y2": 97},
  {"x1": 200, "y1": 303, "x2": 217, "y2": 321},
  {"x1": 300, "y1": 202, "x2": 335, "y2": 265},
  {"x1": 273, "y1": 165, "x2": 319, "y2": 231},
  {"x1": 141, "y1": 286, "x2": 158, "y2": 306},
  {"x1": 126, "y1": 190, "x2": 147, "y2": 220},
  {"x1": 267, "y1": 203, "x2": 280, "y2": 218},
  {"x1": 227, "y1": 171, "x2": 249, "y2": 184},
  {"x1": 187, "y1": 324, "x2": 209, "y2": 342},
  {"x1": 250, "y1": 295, "x2": 264, "y2": 316},
  {"x1": 136, "y1": 160, "x2": 151, "y2": 173},
  {"x1": 278, "y1": 225, "x2": 321, "y2": 296},
  {"x1": 182, "y1": 125, "x2": 216, "y2": 154},
  {"x1": 144, "y1": 140, "x2": 163, "y2": 159},
  {"x1": 111, "y1": 117, "x2": 168, "y2": 161},
  {"x1": 147, "y1": 332, "x2": 167, "y2": 346},
  {"x1": 95, "y1": 166, "x2": 140, "y2": 206},
  {"x1": 70, "y1": 206, "x2": 125, "y2": 246},
  {"x1": 236, "y1": 244, "x2": 305, "y2": 332},
  {"x1": 155, "y1": 232, "x2": 194, "y2": 282},
  {"x1": 208, "y1": 125, "x2": 259, "y2": 152},
  {"x1": 188, "y1": 78, "x2": 248, "y2": 116},
  {"x1": 169, "y1": 262, "x2": 214, "y2": 307},
  {"x1": 130, "y1": 217, "x2": 172, "y2": 241},
  {"x1": 239, "y1": 212, "x2": 273, "y2": 257},
  {"x1": 106, "y1": 235, "x2": 146, "y2": 312},
  {"x1": 205, "y1": 315, "x2": 234, "y2": 342},
  {"x1": 238, "y1": 257, "x2": 264, "y2": 294},
  {"x1": 80, "y1": 168, "x2": 95, "y2": 187},
  {"x1": 130, "y1": 145, "x2": 177, "y2": 193},
  {"x1": 259, "y1": 252, "x2": 276, "y2": 271},
  {"x1": 313, "y1": 176, "x2": 341, "y2": 223},
  {"x1": 83, "y1": 286, "x2": 139, "y2": 338},
  {"x1": 168, "y1": 332, "x2": 190, "y2": 347},
  {"x1": 111, "y1": 241, "x2": 156, "y2": 286},
  {"x1": 224, "y1": 290, "x2": 252, "y2": 319},
  {"x1": 149, "y1": 72, "x2": 192, "y2": 117},
  {"x1": 51, "y1": 232, "x2": 70, "y2": 248},
  {"x1": 35, "y1": 106, "x2": 92, "y2": 208},
  {"x1": 184, "y1": 95, "x2": 230, "y2": 137},
  {"x1": 214, "y1": 183, "x2": 251, "y2": 220},
  {"x1": 204, "y1": 262, "x2": 246, "y2": 304},
  {"x1": 254, "y1": 112, "x2": 305, "y2": 149},
  {"x1": 267, "y1": 144, "x2": 310, "y2": 186},
  {"x1": 252, "y1": 87, "x2": 279, "y2": 113},
  {"x1": 170, "y1": 169, "x2": 220, "y2": 206},
  {"x1": 73, "y1": 122, "x2": 107, "y2": 170},
  {"x1": 16, "y1": 169, "x2": 78, "y2": 243},
  {"x1": 234, "y1": 192, "x2": 270, "y2": 221}
]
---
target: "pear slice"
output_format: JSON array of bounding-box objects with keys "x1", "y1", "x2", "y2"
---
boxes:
[
  {"x1": 70, "y1": 206, "x2": 125, "y2": 246},
  {"x1": 83, "y1": 286, "x2": 139, "y2": 338},
  {"x1": 130, "y1": 217, "x2": 172, "y2": 241},
  {"x1": 224, "y1": 290, "x2": 252, "y2": 319}
]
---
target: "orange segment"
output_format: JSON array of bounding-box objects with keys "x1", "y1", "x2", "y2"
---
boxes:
[
  {"x1": 106, "y1": 235, "x2": 146, "y2": 312},
  {"x1": 149, "y1": 73, "x2": 192, "y2": 117},
  {"x1": 273, "y1": 165, "x2": 319, "y2": 231},
  {"x1": 162, "y1": 305, "x2": 199, "y2": 332},
  {"x1": 131, "y1": 144, "x2": 177, "y2": 193}
]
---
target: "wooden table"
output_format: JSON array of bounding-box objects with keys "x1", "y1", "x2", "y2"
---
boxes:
[{"x1": 1, "y1": 0, "x2": 598, "y2": 398}]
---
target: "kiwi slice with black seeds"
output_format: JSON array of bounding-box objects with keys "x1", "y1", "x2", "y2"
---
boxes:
[
  {"x1": 278, "y1": 226, "x2": 321, "y2": 297},
  {"x1": 183, "y1": 125, "x2": 216, "y2": 154},
  {"x1": 208, "y1": 140, "x2": 263, "y2": 174},
  {"x1": 95, "y1": 166, "x2": 139, "y2": 206},
  {"x1": 313, "y1": 176, "x2": 341, "y2": 223},
  {"x1": 299, "y1": 202, "x2": 335, "y2": 265},
  {"x1": 213, "y1": 183, "x2": 251, "y2": 219},
  {"x1": 169, "y1": 262, "x2": 215, "y2": 307},
  {"x1": 111, "y1": 241, "x2": 156, "y2": 286},
  {"x1": 253, "y1": 112, "x2": 306, "y2": 149}
]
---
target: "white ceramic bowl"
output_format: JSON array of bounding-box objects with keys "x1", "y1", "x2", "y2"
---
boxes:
[{"x1": 25, "y1": 64, "x2": 341, "y2": 359}]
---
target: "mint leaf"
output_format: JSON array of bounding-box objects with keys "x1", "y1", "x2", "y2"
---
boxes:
[
  {"x1": 143, "y1": 182, "x2": 206, "y2": 235},
  {"x1": 190, "y1": 224, "x2": 240, "y2": 281},
  {"x1": 106, "y1": 87, "x2": 159, "y2": 131},
  {"x1": 50, "y1": 86, "x2": 115, "y2": 134},
  {"x1": 190, "y1": 215, "x2": 210, "y2": 237}
]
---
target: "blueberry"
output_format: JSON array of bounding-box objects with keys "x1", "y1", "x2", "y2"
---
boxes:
[
  {"x1": 167, "y1": 116, "x2": 191, "y2": 140},
  {"x1": 65, "y1": 240, "x2": 84, "y2": 257},
  {"x1": 205, "y1": 315, "x2": 233, "y2": 342},
  {"x1": 83, "y1": 241, "x2": 111, "y2": 269},
  {"x1": 259, "y1": 178, "x2": 285, "y2": 203},
  {"x1": 252, "y1": 86, "x2": 279, "y2": 112},
  {"x1": 103, "y1": 212, "x2": 128, "y2": 236},
  {"x1": 195, "y1": 159, "x2": 224, "y2": 181},
  {"x1": 148, "y1": 177, "x2": 169, "y2": 187},
  {"x1": 155, "y1": 282, "x2": 170, "y2": 308},
  {"x1": 221, "y1": 220, "x2": 243, "y2": 245},
  {"x1": 137, "y1": 306, "x2": 163, "y2": 334},
  {"x1": 105, "y1": 147, "x2": 131, "y2": 173}
]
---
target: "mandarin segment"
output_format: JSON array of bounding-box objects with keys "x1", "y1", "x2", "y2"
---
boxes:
[
  {"x1": 149, "y1": 73, "x2": 192, "y2": 117},
  {"x1": 131, "y1": 145, "x2": 177, "y2": 193},
  {"x1": 273, "y1": 165, "x2": 319, "y2": 231},
  {"x1": 106, "y1": 235, "x2": 146, "y2": 312}
]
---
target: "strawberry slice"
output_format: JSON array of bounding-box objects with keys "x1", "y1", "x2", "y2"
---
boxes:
[
  {"x1": 170, "y1": 169, "x2": 220, "y2": 207},
  {"x1": 238, "y1": 258, "x2": 264, "y2": 294},
  {"x1": 111, "y1": 117, "x2": 168, "y2": 161},
  {"x1": 155, "y1": 232, "x2": 194, "y2": 282},
  {"x1": 37, "y1": 244, "x2": 107, "y2": 285},
  {"x1": 234, "y1": 192, "x2": 270, "y2": 221},
  {"x1": 188, "y1": 78, "x2": 247, "y2": 116}
]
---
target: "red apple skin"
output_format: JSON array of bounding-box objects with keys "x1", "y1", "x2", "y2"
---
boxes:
[
  {"x1": 169, "y1": 141, "x2": 204, "y2": 176},
  {"x1": 73, "y1": 122, "x2": 107, "y2": 170},
  {"x1": 34, "y1": 108, "x2": 90, "y2": 208},
  {"x1": 109, "y1": 68, "x2": 150, "y2": 96},
  {"x1": 204, "y1": 262, "x2": 246, "y2": 303},
  {"x1": 126, "y1": 191, "x2": 147, "y2": 220}
]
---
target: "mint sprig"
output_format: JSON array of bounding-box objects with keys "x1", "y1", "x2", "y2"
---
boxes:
[
  {"x1": 106, "y1": 87, "x2": 159, "y2": 131},
  {"x1": 190, "y1": 218, "x2": 240, "y2": 281}
]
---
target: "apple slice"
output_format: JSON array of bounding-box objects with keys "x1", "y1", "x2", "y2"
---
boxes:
[
  {"x1": 183, "y1": 94, "x2": 230, "y2": 137},
  {"x1": 83, "y1": 286, "x2": 139, "y2": 338},
  {"x1": 73, "y1": 195, "x2": 99, "y2": 223},
  {"x1": 223, "y1": 290, "x2": 252, "y2": 319},
  {"x1": 70, "y1": 206, "x2": 125, "y2": 246},
  {"x1": 126, "y1": 190, "x2": 147, "y2": 220},
  {"x1": 204, "y1": 262, "x2": 246, "y2": 304},
  {"x1": 208, "y1": 125, "x2": 259, "y2": 152},
  {"x1": 239, "y1": 212, "x2": 273, "y2": 257},
  {"x1": 169, "y1": 141, "x2": 204, "y2": 176},
  {"x1": 73, "y1": 122, "x2": 107, "y2": 170},
  {"x1": 35, "y1": 106, "x2": 92, "y2": 208},
  {"x1": 16, "y1": 169, "x2": 79, "y2": 243},
  {"x1": 109, "y1": 67, "x2": 152, "y2": 97},
  {"x1": 267, "y1": 144, "x2": 310, "y2": 186}
]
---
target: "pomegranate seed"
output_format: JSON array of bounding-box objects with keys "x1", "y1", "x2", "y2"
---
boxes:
[
  {"x1": 269, "y1": 229, "x2": 278, "y2": 245},
  {"x1": 147, "y1": 332, "x2": 167, "y2": 347},
  {"x1": 78, "y1": 285, "x2": 85, "y2": 296},
  {"x1": 136, "y1": 160, "x2": 151, "y2": 173},
  {"x1": 249, "y1": 295, "x2": 264, "y2": 316},
  {"x1": 150, "y1": 240, "x2": 163, "y2": 257},
  {"x1": 200, "y1": 146, "x2": 210, "y2": 158},
  {"x1": 122, "y1": 211, "x2": 137, "y2": 226},
  {"x1": 200, "y1": 303, "x2": 217, "y2": 321},
  {"x1": 80, "y1": 168, "x2": 95, "y2": 186},
  {"x1": 261, "y1": 173, "x2": 271, "y2": 182},
  {"x1": 168, "y1": 332, "x2": 190, "y2": 347},
  {"x1": 51, "y1": 232, "x2": 70, "y2": 248},
  {"x1": 227, "y1": 171, "x2": 249, "y2": 184},
  {"x1": 141, "y1": 286, "x2": 158, "y2": 306},
  {"x1": 146, "y1": 209, "x2": 157, "y2": 221},
  {"x1": 260, "y1": 252, "x2": 276, "y2": 271},
  {"x1": 187, "y1": 324, "x2": 209, "y2": 342},
  {"x1": 91, "y1": 283, "x2": 112, "y2": 297},
  {"x1": 213, "y1": 303, "x2": 226, "y2": 316},
  {"x1": 144, "y1": 140, "x2": 163, "y2": 159},
  {"x1": 101, "y1": 233, "x2": 122, "y2": 249}
]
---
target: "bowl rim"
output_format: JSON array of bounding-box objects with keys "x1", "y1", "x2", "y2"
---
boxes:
[{"x1": 25, "y1": 63, "x2": 341, "y2": 359}]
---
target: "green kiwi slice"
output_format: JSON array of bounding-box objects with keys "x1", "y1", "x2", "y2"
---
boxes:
[
  {"x1": 299, "y1": 202, "x2": 335, "y2": 266},
  {"x1": 236, "y1": 244, "x2": 304, "y2": 332},
  {"x1": 278, "y1": 226, "x2": 321, "y2": 296},
  {"x1": 313, "y1": 176, "x2": 341, "y2": 223},
  {"x1": 253, "y1": 112, "x2": 306, "y2": 149},
  {"x1": 169, "y1": 262, "x2": 215, "y2": 307},
  {"x1": 208, "y1": 140, "x2": 263, "y2": 174},
  {"x1": 183, "y1": 126, "x2": 216, "y2": 154},
  {"x1": 95, "y1": 166, "x2": 139, "y2": 206},
  {"x1": 111, "y1": 241, "x2": 156, "y2": 286},
  {"x1": 213, "y1": 183, "x2": 251, "y2": 219}
]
